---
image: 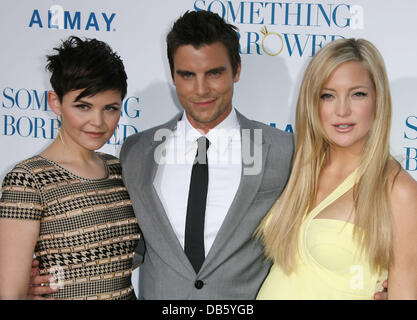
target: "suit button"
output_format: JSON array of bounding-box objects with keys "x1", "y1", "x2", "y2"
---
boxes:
[{"x1": 195, "y1": 280, "x2": 204, "y2": 289}]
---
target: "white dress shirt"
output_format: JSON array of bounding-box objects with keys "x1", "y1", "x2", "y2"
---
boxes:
[{"x1": 153, "y1": 109, "x2": 242, "y2": 256}]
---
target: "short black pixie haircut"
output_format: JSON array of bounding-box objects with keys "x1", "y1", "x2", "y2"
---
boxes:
[
  {"x1": 166, "y1": 10, "x2": 241, "y2": 78},
  {"x1": 46, "y1": 36, "x2": 127, "y2": 102}
]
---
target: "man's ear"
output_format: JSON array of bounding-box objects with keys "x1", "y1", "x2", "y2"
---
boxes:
[
  {"x1": 233, "y1": 63, "x2": 242, "y2": 83},
  {"x1": 47, "y1": 91, "x2": 62, "y2": 116}
]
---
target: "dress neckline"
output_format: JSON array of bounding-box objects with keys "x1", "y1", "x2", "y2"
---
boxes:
[
  {"x1": 308, "y1": 168, "x2": 358, "y2": 221},
  {"x1": 37, "y1": 153, "x2": 110, "y2": 182}
]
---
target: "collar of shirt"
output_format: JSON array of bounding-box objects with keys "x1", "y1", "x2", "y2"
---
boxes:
[{"x1": 174, "y1": 108, "x2": 241, "y2": 159}]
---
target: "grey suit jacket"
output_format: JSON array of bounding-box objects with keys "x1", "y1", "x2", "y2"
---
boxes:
[{"x1": 120, "y1": 110, "x2": 294, "y2": 299}]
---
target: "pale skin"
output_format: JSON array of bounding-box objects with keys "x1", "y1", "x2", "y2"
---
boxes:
[
  {"x1": 316, "y1": 61, "x2": 417, "y2": 299},
  {"x1": 0, "y1": 218, "x2": 40, "y2": 299},
  {"x1": 0, "y1": 89, "x2": 122, "y2": 299}
]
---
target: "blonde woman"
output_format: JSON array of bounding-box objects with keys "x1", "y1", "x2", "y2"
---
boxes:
[{"x1": 256, "y1": 38, "x2": 417, "y2": 299}]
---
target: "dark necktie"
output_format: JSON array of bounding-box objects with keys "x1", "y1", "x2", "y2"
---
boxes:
[{"x1": 184, "y1": 136, "x2": 210, "y2": 273}]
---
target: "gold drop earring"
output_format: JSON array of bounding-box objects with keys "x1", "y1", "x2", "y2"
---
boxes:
[{"x1": 58, "y1": 115, "x2": 65, "y2": 146}]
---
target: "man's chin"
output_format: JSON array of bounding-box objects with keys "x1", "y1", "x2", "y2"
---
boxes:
[
  {"x1": 190, "y1": 108, "x2": 230, "y2": 123},
  {"x1": 187, "y1": 110, "x2": 217, "y2": 124}
]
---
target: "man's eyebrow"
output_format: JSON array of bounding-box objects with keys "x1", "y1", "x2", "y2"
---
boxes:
[
  {"x1": 175, "y1": 67, "x2": 227, "y2": 76},
  {"x1": 176, "y1": 69, "x2": 195, "y2": 76},
  {"x1": 206, "y1": 67, "x2": 226, "y2": 74}
]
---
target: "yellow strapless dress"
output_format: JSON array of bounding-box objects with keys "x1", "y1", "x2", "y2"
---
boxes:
[{"x1": 257, "y1": 170, "x2": 387, "y2": 300}]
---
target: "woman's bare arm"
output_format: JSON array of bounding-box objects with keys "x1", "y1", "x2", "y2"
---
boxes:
[
  {"x1": 0, "y1": 218, "x2": 40, "y2": 299},
  {"x1": 388, "y1": 170, "x2": 417, "y2": 299}
]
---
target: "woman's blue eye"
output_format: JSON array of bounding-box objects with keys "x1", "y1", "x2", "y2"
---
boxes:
[
  {"x1": 354, "y1": 91, "x2": 368, "y2": 97},
  {"x1": 320, "y1": 93, "x2": 333, "y2": 99},
  {"x1": 74, "y1": 104, "x2": 89, "y2": 110},
  {"x1": 105, "y1": 105, "x2": 120, "y2": 111}
]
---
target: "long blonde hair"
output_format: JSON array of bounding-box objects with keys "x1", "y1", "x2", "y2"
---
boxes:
[{"x1": 256, "y1": 38, "x2": 397, "y2": 274}]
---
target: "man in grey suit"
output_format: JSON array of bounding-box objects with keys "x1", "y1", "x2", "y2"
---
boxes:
[{"x1": 120, "y1": 10, "x2": 293, "y2": 299}]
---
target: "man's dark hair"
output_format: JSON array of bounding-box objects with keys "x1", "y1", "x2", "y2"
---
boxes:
[
  {"x1": 46, "y1": 36, "x2": 127, "y2": 101},
  {"x1": 166, "y1": 10, "x2": 241, "y2": 78}
]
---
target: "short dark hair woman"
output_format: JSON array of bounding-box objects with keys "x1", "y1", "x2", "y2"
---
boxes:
[{"x1": 0, "y1": 36, "x2": 142, "y2": 300}]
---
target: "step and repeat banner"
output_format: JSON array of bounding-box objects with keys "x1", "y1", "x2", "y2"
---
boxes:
[{"x1": 1, "y1": 0, "x2": 416, "y2": 295}]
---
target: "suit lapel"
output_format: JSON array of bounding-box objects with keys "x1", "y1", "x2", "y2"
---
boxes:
[
  {"x1": 201, "y1": 110, "x2": 270, "y2": 273},
  {"x1": 137, "y1": 113, "x2": 196, "y2": 275}
]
